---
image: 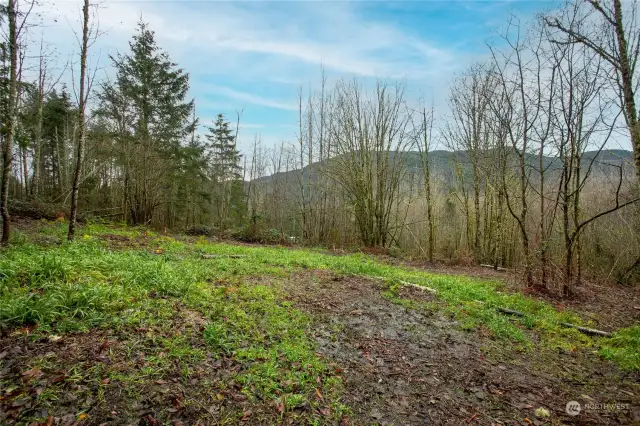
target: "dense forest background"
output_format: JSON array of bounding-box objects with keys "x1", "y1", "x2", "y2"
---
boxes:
[{"x1": 1, "y1": 0, "x2": 639, "y2": 295}]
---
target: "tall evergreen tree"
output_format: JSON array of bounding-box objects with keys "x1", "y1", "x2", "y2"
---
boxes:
[
  {"x1": 206, "y1": 113, "x2": 243, "y2": 228},
  {"x1": 98, "y1": 20, "x2": 195, "y2": 225},
  {"x1": 40, "y1": 88, "x2": 76, "y2": 197}
]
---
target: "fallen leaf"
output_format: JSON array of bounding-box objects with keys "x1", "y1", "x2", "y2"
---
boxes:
[
  {"x1": 172, "y1": 395, "x2": 183, "y2": 410},
  {"x1": 78, "y1": 413, "x2": 88, "y2": 420},
  {"x1": 21, "y1": 367, "x2": 43, "y2": 382},
  {"x1": 318, "y1": 407, "x2": 331, "y2": 416},
  {"x1": 143, "y1": 415, "x2": 159, "y2": 425},
  {"x1": 51, "y1": 374, "x2": 66, "y2": 384},
  {"x1": 33, "y1": 415, "x2": 55, "y2": 426},
  {"x1": 11, "y1": 398, "x2": 30, "y2": 407},
  {"x1": 241, "y1": 408, "x2": 251, "y2": 421}
]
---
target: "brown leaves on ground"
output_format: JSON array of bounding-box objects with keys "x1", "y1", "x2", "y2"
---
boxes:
[{"x1": 276, "y1": 270, "x2": 640, "y2": 425}]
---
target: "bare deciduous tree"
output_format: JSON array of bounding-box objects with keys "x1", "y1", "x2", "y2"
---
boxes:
[
  {"x1": 328, "y1": 80, "x2": 413, "y2": 247},
  {"x1": 546, "y1": 0, "x2": 640, "y2": 180},
  {"x1": 68, "y1": 0, "x2": 92, "y2": 241}
]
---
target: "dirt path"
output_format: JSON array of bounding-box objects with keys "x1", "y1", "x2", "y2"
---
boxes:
[{"x1": 279, "y1": 271, "x2": 640, "y2": 425}]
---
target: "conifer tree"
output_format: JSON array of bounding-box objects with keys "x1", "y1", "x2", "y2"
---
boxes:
[
  {"x1": 206, "y1": 113, "x2": 243, "y2": 227},
  {"x1": 98, "y1": 20, "x2": 194, "y2": 225}
]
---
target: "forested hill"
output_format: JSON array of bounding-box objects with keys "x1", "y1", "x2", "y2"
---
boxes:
[{"x1": 255, "y1": 149, "x2": 634, "y2": 185}]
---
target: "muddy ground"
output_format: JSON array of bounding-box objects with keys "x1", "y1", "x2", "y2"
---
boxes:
[
  {"x1": 0, "y1": 304, "x2": 276, "y2": 425},
  {"x1": 279, "y1": 271, "x2": 640, "y2": 425},
  {"x1": 2, "y1": 220, "x2": 639, "y2": 425}
]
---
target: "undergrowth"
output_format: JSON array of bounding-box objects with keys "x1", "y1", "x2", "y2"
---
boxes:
[
  {"x1": 0, "y1": 223, "x2": 346, "y2": 423},
  {"x1": 1, "y1": 221, "x2": 637, "y2": 397}
]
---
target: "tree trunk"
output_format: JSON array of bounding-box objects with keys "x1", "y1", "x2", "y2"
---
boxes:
[
  {"x1": 611, "y1": 0, "x2": 640, "y2": 180},
  {"x1": 539, "y1": 138, "x2": 547, "y2": 287},
  {"x1": 1, "y1": 0, "x2": 19, "y2": 246},
  {"x1": 21, "y1": 146, "x2": 28, "y2": 197},
  {"x1": 472, "y1": 153, "x2": 481, "y2": 262},
  {"x1": 68, "y1": 0, "x2": 90, "y2": 241},
  {"x1": 32, "y1": 46, "x2": 46, "y2": 198}
]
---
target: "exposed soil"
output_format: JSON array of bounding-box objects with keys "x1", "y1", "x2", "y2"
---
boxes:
[
  {"x1": 279, "y1": 271, "x2": 640, "y2": 425},
  {"x1": 373, "y1": 255, "x2": 640, "y2": 331},
  {"x1": 3, "y1": 220, "x2": 639, "y2": 425},
  {"x1": 318, "y1": 244, "x2": 640, "y2": 331},
  {"x1": 510, "y1": 279, "x2": 640, "y2": 331},
  {"x1": 2, "y1": 269, "x2": 639, "y2": 425},
  {"x1": 0, "y1": 303, "x2": 275, "y2": 425}
]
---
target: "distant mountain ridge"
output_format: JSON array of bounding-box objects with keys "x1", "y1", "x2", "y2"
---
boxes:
[{"x1": 254, "y1": 149, "x2": 634, "y2": 185}]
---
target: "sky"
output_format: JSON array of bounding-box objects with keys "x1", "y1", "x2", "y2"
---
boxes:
[{"x1": 33, "y1": 0, "x2": 565, "y2": 153}]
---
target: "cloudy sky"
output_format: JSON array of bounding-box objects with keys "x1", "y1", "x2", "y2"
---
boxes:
[{"x1": 34, "y1": 0, "x2": 562, "y2": 152}]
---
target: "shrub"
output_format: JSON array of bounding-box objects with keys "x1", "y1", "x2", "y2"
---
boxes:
[{"x1": 185, "y1": 225, "x2": 217, "y2": 237}]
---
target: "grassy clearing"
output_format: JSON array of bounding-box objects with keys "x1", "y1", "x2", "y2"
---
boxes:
[
  {"x1": 3, "y1": 222, "x2": 639, "y2": 368},
  {"x1": 0, "y1": 223, "x2": 346, "y2": 423},
  {"x1": 0, "y1": 220, "x2": 637, "y2": 418}
]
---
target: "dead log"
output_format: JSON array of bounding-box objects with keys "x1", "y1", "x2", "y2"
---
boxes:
[
  {"x1": 493, "y1": 306, "x2": 612, "y2": 337},
  {"x1": 201, "y1": 254, "x2": 247, "y2": 259},
  {"x1": 479, "y1": 264, "x2": 508, "y2": 272},
  {"x1": 559, "y1": 322, "x2": 612, "y2": 338},
  {"x1": 497, "y1": 307, "x2": 525, "y2": 317},
  {"x1": 367, "y1": 276, "x2": 438, "y2": 294},
  {"x1": 398, "y1": 280, "x2": 438, "y2": 294}
]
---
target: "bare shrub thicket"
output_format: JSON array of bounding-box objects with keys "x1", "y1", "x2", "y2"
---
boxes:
[{"x1": 245, "y1": 2, "x2": 640, "y2": 293}]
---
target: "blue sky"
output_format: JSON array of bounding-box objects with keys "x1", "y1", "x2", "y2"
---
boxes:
[{"x1": 38, "y1": 0, "x2": 563, "y2": 152}]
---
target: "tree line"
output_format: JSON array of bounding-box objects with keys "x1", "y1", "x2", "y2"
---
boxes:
[{"x1": 0, "y1": 1, "x2": 639, "y2": 295}]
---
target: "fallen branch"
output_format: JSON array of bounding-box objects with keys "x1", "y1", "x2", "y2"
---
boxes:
[
  {"x1": 479, "y1": 264, "x2": 508, "y2": 272},
  {"x1": 201, "y1": 254, "x2": 247, "y2": 259},
  {"x1": 497, "y1": 307, "x2": 525, "y2": 317},
  {"x1": 559, "y1": 322, "x2": 612, "y2": 338},
  {"x1": 398, "y1": 280, "x2": 438, "y2": 294},
  {"x1": 366, "y1": 275, "x2": 438, "y2": 294},
  {"x1": 492, "y1": 306, "x2": 612, "y2": 337},
  {"x1": 380, "y1": 278, "x2": 613, "y2": 338}
]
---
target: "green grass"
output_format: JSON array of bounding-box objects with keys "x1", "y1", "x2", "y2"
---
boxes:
[
  {"x1": 1, "y1": 220, "x2": 637, "y2": 401},
  {"x1": 0, "y1": 222, "x2": 351, "y2": 423},
  {"x1": 598, "y1": 326, "x2": 640, "y2": 371}
]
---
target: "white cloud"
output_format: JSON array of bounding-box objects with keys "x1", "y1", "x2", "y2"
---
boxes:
[
  {"x1": 203, "y1": 85, "x2": 297, "y2": 111},
  {"x1": 35, "y1": 0, "x2": 455, "y2": 81},
  {"x1": 31, "y1": 0, "x2": 469, "y2": 149}
]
